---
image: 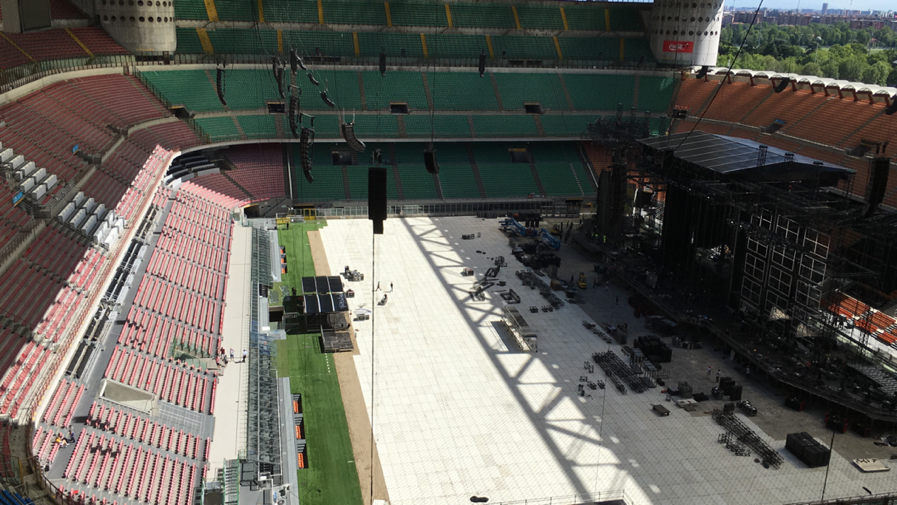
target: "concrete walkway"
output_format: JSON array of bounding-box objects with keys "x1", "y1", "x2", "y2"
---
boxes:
[{"x1": 208, "y1": 223, "x2": 253, "y2": 474}]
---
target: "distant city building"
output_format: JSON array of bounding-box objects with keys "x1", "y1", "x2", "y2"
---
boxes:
[{"x1": 821, "y1": 2, "x2": 828, "y2": 15}]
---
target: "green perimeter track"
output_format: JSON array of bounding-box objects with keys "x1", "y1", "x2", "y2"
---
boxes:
[{"x1": 274, "y1": 221, "x2": 364, "y2": 505}]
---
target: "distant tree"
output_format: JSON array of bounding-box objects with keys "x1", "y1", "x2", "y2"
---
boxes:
[{"x1": 801, "y1": 62, "x2": 822, "y2": 76}]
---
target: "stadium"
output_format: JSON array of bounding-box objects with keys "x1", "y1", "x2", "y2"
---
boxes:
[{"x1": 0, "y1": 0, "x2": 896, "y2": 504}]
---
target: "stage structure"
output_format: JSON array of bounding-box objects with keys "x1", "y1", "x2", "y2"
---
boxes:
[{"x1": 632, "y1": 132, "x2": 897, "y2": 423}]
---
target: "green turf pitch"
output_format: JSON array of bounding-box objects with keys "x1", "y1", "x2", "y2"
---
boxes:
[{"x1": 274, "y1": 221, "x2": 363, "y2": 505}]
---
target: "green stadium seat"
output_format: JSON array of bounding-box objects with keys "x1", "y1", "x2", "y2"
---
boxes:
[
  {"x1": 450, "y1": 3, "x2": 514, "y2": 29},
  {"x1": 622, "y1": 37, "x2": 654, "y2": 64},
  {"x1": 175, "y1": 28, "x2": 205, "y2": 54},
  {"x1": 263, "y1": 0, "x2": 319, "y2": 23},
  {"x1": 388, "y1": 1, "x2": 447, "y2": 27},
  {"x1": 352, "y1": 114, "x2": 399, "y2": 138},
  {"x1": 403, "y1": 114, "x2": 471, "y2": 138},
  {"x1": 283, "y1": 30, "x2": 355, "y2": 59},
  {"x1": 515, "y1": 5, "x2": 564, "y2": 30},
  {"x1": 294, "y1": 143, "x2": 348, "y2": 201},
  {"x1": 471, "y1": 115, "x2": 538, "y2": 137},
  {"x1": 608, "y1": 7, "x2": 644, "y2": 32},
  {"x1": 637, "y1": 76, "x2": 676, "y2": 113},
  {"x1": 196, "y1": 116, "x2": 241, "y2": 142},
  {"x1": 563, "y1": 74, "x2": 636, "y2": 111},
  {"x1": 307, "y1": 70, "x2": 364, "y2": 112},
  {"x1": 140, "y1": 70, "x2": 222, "y2": 112},
  {"x1": 207, "y1": 28, "x2": 276, "y2": 54},
  {"x1": 361, "y1": 71, "x2": 428, "y2": 111},
  {"x1": 357, "y1": 32, "x2": 424, "y2": 58},
  {"x1": 426, "y1": 33, "x2": 488, "y2": 61},
  {"x1": 493, "y1": 73, "x2": 568, "y2": 111},
  {"x1": 471, "y1": 143, "x2": 538, "y2": 198},
  {"x1": 529, "y1": 143, "x2": 586, "y2": 197},
  {"x1": 306, "y1": 114, "x2": 341, "y2": 138},
  {"x1": 324, "y1": 0, "x2": 388, "y2": 25},
  {"x1": 490, "y1": 35, "x2": 557, "y2": 61},
  {"x1": 389, "y1": 143, "x2": 439, "y2": 199},
  {"x1": 432, "y1": 144, "x2": 478, "y2": 199},
  {"x1": 238, "y1": 115, "x2": 278, "y2": 139},
  {"x1": 558, "y1": 37, "x2": 618, "y2": 62},
  {"x1": 563, "y1": 4, "x2": 606, "y2": 31},
  {"x1": 222, "y1": 70, "x2": 283, "y2": 110},
  {"x1": 345, "y1": 164, "x2": 369, "y2": 200},
  {"x1": 214, "y1": 0, "x2": 259, "y2": 22},
  {"x1": 428, "y1": 71, "x2": 498, "y2": 111},
  {"x1": 174, "y1": 1, "x2": 209, "y2": 21},
  {"x1": 539, "y1": 115, "x2": 596, "y2": 137}
]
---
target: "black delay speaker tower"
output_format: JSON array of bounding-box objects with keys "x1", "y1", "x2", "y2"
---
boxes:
[
  {"x1": 368, "y1": 166, "x2": 387, "y2": 234},
  {"x1": 216, "y1": 67, "x2": 227, "y2": 106},
  {"x1": 773, "y1": 78, "x2": 790, "y2": 93}
]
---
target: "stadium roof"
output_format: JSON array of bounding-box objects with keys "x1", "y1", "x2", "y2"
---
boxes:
[{"x1": 638, "y1": 131, "x2": 854, "y2": 182}]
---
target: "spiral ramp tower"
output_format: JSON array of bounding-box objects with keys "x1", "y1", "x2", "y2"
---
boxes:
[{"x1": 648, "y1": 0, "x2": 724, "y2": 67}]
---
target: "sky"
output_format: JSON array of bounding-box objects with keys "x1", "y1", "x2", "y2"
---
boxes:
[{"x1": 724, "y1": 0, "x2": 896, "y2": 11}]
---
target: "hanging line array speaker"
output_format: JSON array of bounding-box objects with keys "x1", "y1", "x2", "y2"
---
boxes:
[
  {"x1": 300, "y1": 127, "x2": 314, "y2": 183},
  {"x1": 216, "y1": 67, "x2": 227, "y2": 106}
]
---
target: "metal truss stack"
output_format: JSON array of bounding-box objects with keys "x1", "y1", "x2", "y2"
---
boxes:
[{"x1": 712, "y1": 409, "x2": 782, "y2": 469}]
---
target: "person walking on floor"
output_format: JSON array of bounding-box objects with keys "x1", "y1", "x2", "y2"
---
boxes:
[
  {"x1": 390, "y1": 282, "x2": 393, "y2": 292},
  {"x1": 229, "y1": 348, "x2": 235, "y2": 361},
  {"x1": 242, "y1": 349, "x2": 248, "y2": 363}
]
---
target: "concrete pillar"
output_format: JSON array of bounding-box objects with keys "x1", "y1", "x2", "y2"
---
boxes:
[
  {"x1": 648, "y1": 0, "x2": 724, "y2": 67},
  {"x1": 95, "y1": 0, "x2": 176, "y2": 54}
]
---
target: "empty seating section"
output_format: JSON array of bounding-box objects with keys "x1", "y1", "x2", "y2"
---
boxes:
[
  {"x1": 68, "y1": 74, "x2": 171, "y2": 128},
  {"x1": 324, "y1": 1, "x2": 387, "y2": 25},
  {"x1": 263, "y1": 0, "x2": 319, "y2": 23},
  {"x1": 238, "y1": 114, "x2": 278, "y2": 139},
  {"x1": 472, "y1": 115, "x2": 537, "y2": 137},
  {"x1": 426, "y1": 33, "x2": 487, "y2": 60},
  {"x1": 174, "y1": 0, "x2": 208, "y2": 20},
  {"x1": 66, "y1": 27, "x2": 130, "y2": 56},
  {"x1": 784, "y1": 98, "x2": 879, "y2": 148},
  {"x1": 403, "y1": 114, "x2": 471, "y2": 138},
  {"x1": 140, "y1": 70, "x2": 221, "y2": 111},
  {"x1": 175, "y1": 27, "x2": 205, "y2": 53},
  {"x1": 429, "y1": 72, "x2": 498, "y2": 111},
  {"x1": 672, "y1": 78, "x2": 718, "y2": 115},
  {"x1": 120, "y1": 304, "x2": 219, "y2": 360},
  {"x1": 702, "y1": 81, "x2": 772, "y2": 123},
  {"x1": 0, "y1": 100, "x2": 88, "y2": 182},
  {"x1": 294, "y1": 143, "x2": 348, "y2": 201},
  {"x1": 363, "y1": 71, "x2": 429, "y2": 111},
  {"x1": 494, "y1": 73, "x2": 568, "y2": 111},
  {"x1": 196, "y1": 116, "x2": 241, "y2": 142},
  {"x1": 490, "y1": 35, "x2": 557, "y2": 61},
  {"x1": 608, "y1": 7, "x2": 644, "y2": 31},
  {"x1": 357, "y1": 32, "x2": 424, "y2": 58},
  {"x1": 85, "y1": 401, "x2": 211, "y2": 459},
  {"x1": 472, "y1": 144, "x2": 538, "y2": 198},
  {"x1": 636, "y1": 76, "x2": 677, "y2": 113},
  {"x1": 211, "y1": 0, "x2": 258, "y2": 22},
  {"x1": 209, "y1": 27, "x2": 276, "y2": 54},
  {"x1": 741, "y1": 90, "x2": 823, "y2": 130},
  {"x1": 41, "y1": 378, "x2": 85, "y2": 428},
  {"x1": 516, "y1": 4, "x2": 564, "y2": 30},
  {"x1": 346, "y1": 165, "x2": 370, "y2": 200},
  {"x1": 434, "y1": 144, "x2": 479, "y2": 199},
  {"x1": 225, "y1": 145, "x2": 287, "y2": 200},
  {"x1": 530, "y1": 143, "x2": 586, "y2": 197},
  {"x1": 388, "y1": 1, "x2": 447, "y2": 27},
  {"x1": 58, "y1": 425, "x2": 202, "y2": 505},
  {"x1": 353, "y1": 114, "x2": 399, "y2": 137},
  {"x1": 189, "y1": 173, "x2": 248, "y2": 203},
  {"x1": 564, "y1": 74, "x2": 633, "y2": 111},
  {"x1": 314, "y1": 70, "x2": 364, "y2": 111},
  {"x1": 2, "y1": 30, "x2": 89, "y2": 65},
  {"x1": 450, "y1": 3, "x2": 514, "y2": 29},
  {"x1": 558, "y1": 37, "x2": 618, "y2": 62},
  {"x1": 104, "y1": 344, "x2": 215, "y2": 414},
  {"x1": 563, "y1": 5, "x2": 606, "y2": 31},
  {"x1": 129, "y1": 122, "x2": 203, "y2": 152},
  {"x1": 390, "y1": 144, "x2": 438, "y2": 199},
  {"x1": 539, "y1": 115, "x2": 595, "y2": 136},
  {"x1": 0, "y1": 334, "x2": 53, "y2": 418},
  {"x1": 283, "y1": 30, "x2": 355, "y2": 58},
  {"x1": 220, "y1": 68, "x2": 288, "y2": 110}
]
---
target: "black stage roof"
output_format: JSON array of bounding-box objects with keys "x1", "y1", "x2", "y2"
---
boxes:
[
  {"x1": 301, "y1": 275, "x2": 344, "y2": 295},
  {"x1": 639, "y1": 131, "x2": 854, "y2": 183},
  {"x1": 300, "y1": 275, "x2": 348, "y2": 314}
]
